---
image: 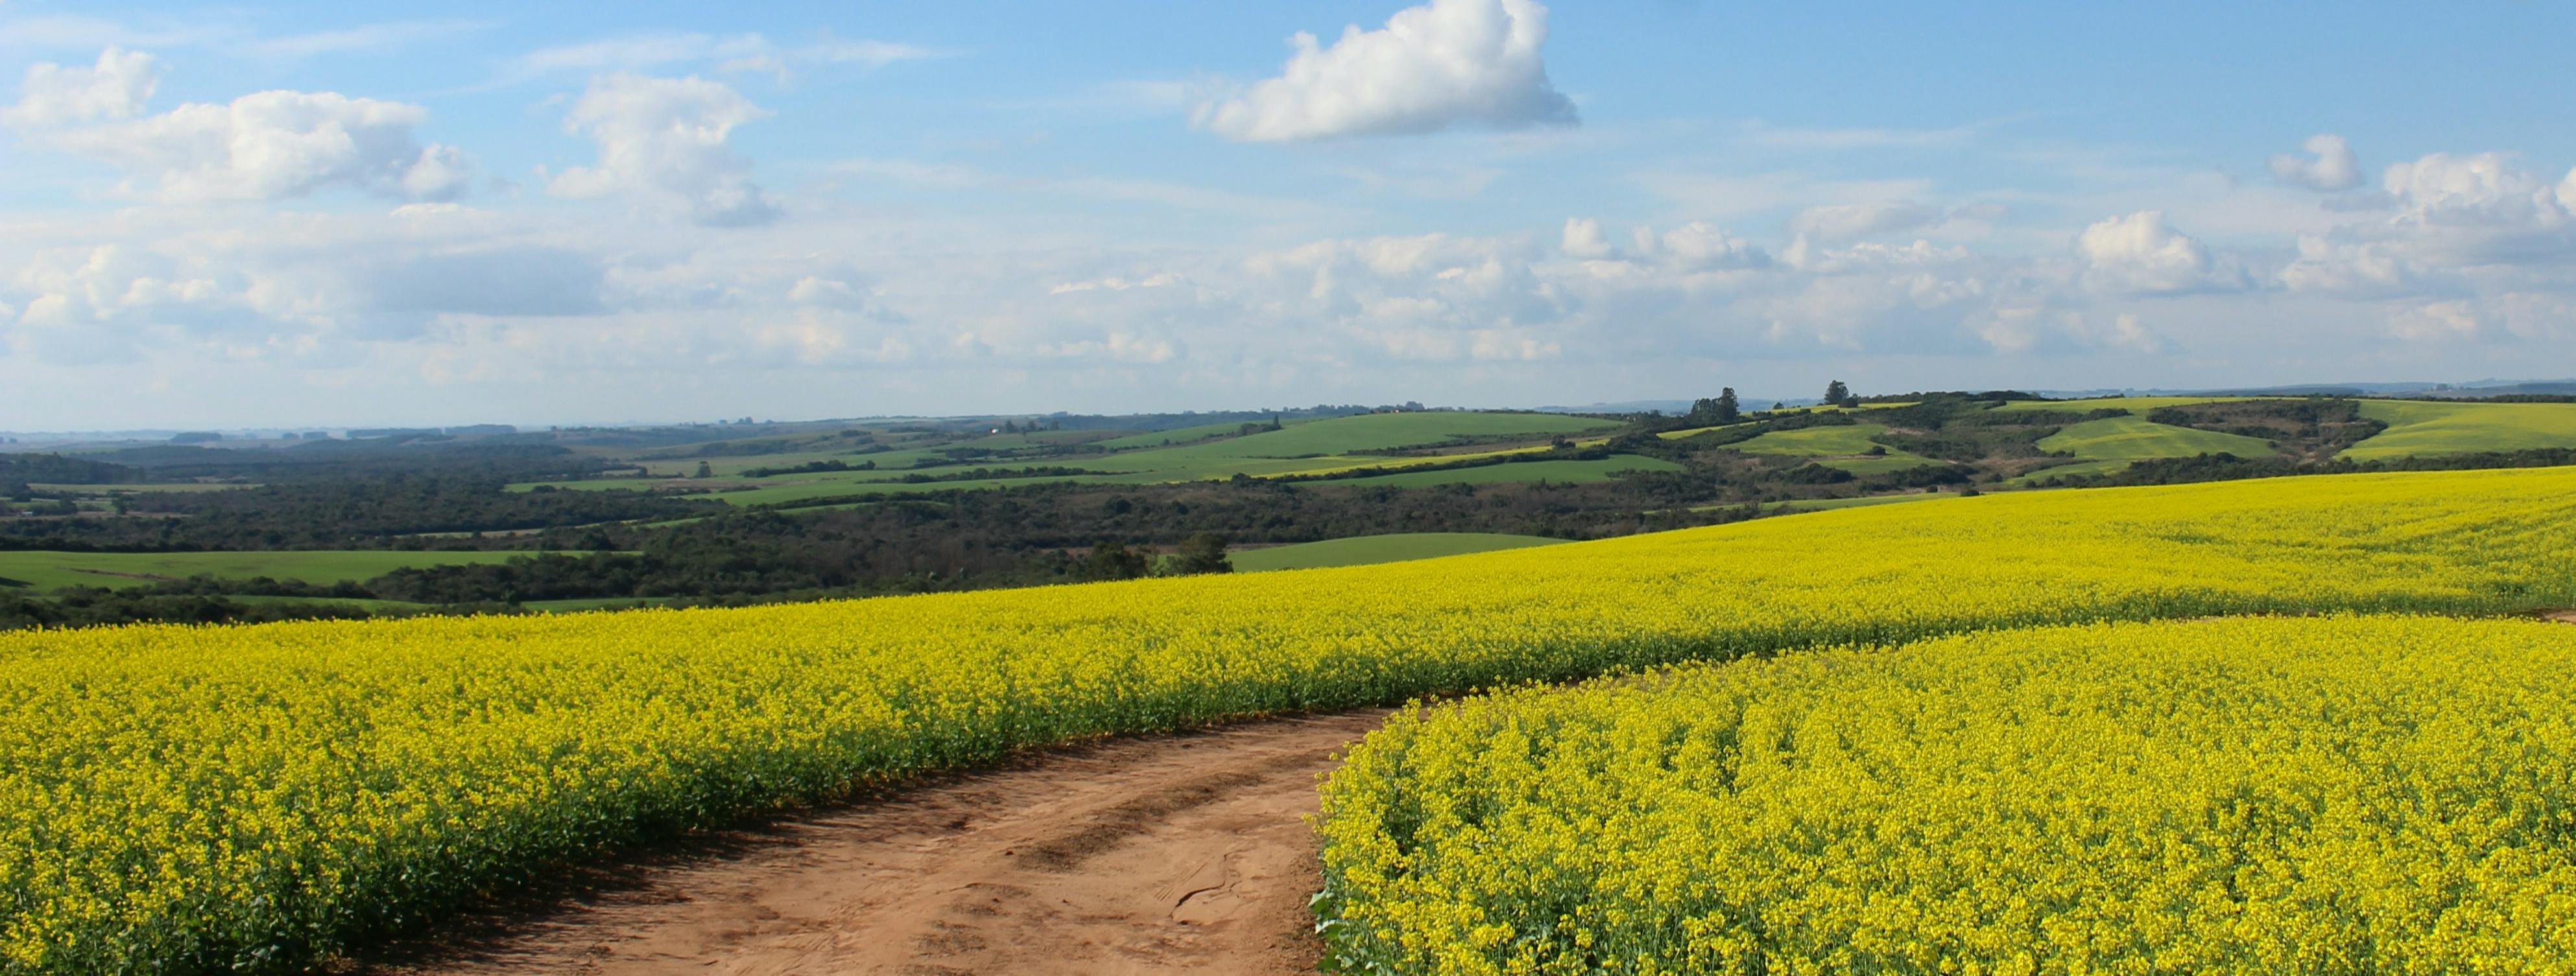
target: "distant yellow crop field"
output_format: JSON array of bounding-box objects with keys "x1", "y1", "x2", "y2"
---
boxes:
[
  {"x1": 1318, "y1": 615, "x2": 2576, "y2": 974},
  {"x1": 6, "y1": 468, "x2": 2576, "y2": 971}
]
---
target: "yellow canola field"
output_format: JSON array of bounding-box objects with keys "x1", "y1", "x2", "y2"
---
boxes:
[
  {"x1": 1316, "y1": 615, "x2": 2576, "y2": 975},
  {"x1": 5, "y1": 468, "x2": 2576, "y2": 972}
]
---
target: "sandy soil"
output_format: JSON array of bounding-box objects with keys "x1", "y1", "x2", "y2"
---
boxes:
[
  {"x1": 364, "y1": 709, "x2": 1389, "y2": 976},
  {"x1": 2551, "y1": 610, "x2": 2576, "y2": 624}
]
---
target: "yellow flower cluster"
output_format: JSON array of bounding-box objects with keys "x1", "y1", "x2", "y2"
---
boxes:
[
  {"x1": 5, "y1": 468, "x2": 2576, "y2": 971},
  {"x1": 1316, "y1": 615, "x2": 2576, "y2": 975}
]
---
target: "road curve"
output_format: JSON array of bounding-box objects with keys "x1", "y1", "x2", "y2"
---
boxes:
[{"x1": 363, "y1": 709, "x2": 1391, "y2": 976}]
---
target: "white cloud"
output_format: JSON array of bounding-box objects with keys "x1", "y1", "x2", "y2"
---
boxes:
[
  {"x1": 2267, "y1": 134, "x2": 2361, "y2": 191},
  {"x1": 3, "y1": 47, "x2": 157, "y2": 127},
  {"x1": 1787, "y1": 200, "x2": 1940, "y2": 243},
  {"x1": 2276, "y1": 235, "x2": 2424, "y2": 298},
  {"x1": 250, "y1": 21, "x2": 494, "y2": 59},
  {"x1": 548, "y1": 73, "x2": 780, "y2": 227},
  {"x1": 1194, "y1": 0, "x2": 1575, "y2": 142},
  {"x1": 1560, "y1": 217, "x2": 1612, "y2": 258},
  {"x1": 42, "y1": 88, "x2": 472, "y2": 202},
  {"x1": 2077, "y1": 211, "x2": 2250, "y2": 295},
  {"x1": 2389, "y1": 293, "x2": 2576, "y2": 344},
  {"x1": 510, "y1": 32, "x2": 944, "y2": 85},
  {"x1": 1650, "y1": 222, "x2": 1770, "y2": 270},
  {"x1": 2381, "y1": 152, "x2": 2571, "y2": 229}
]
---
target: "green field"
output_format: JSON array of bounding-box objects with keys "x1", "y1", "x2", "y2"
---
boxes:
[
  {"x1": 0, "y1": 551, "x2": 548, "y2": 592},
  {"x1": 511, "y1": 412, "x2": 1635, "y2": 503},
  {"x1": 2037, "y1": 415, "x2": 2279, "y2": 460},
  {"x1": 2005, "y1": 458, "x2": 2137, "y2": 486},
  {"x1": 1726, "y1": 423, "x2": 1940, "y2": 473},
  {"x1": 1228, "y1": 532, "x2": 1566, "y2": 572},
  {"x1": 1766, "y1": 493, "x2": 1956, "y2": 514},
  {"x1": 1092, "y1": 420, "x2": 1309, "y2": 449},
  {"x1": 1322, "y1": 455, "x2": 1681, "y2": 488},
  {"x1": 27, "y1": 482, "x2": 256, "y2": 494},
  {"x1": 1093, "y1": 411, "x2": 1616, "y2": 460},
  {"x1": 1990, "y1": 395, "x2": 2255, "y2": 413},
  {"x1": 2343, "y1": 400, "x2": 2576, "y2": 460}
]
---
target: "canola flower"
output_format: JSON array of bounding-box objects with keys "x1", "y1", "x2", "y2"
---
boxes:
[
  {"x1": 1314, "y1": 615, "x2": 2576, "y2": 975},
  {"x1": 3, "y1": 468, "x2": 2576, "y2": 971}
]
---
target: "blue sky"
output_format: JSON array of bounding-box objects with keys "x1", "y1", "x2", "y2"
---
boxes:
[{"x1": 3, "y1": 1, "x2": 2573, "y2": 428}]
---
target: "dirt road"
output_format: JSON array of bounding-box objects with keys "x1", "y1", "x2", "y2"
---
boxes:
[{"x1": 367, "y1": 710, "x2": 1389, "y2": 976}]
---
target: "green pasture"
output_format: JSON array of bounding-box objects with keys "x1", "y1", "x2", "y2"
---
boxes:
[
  {"x1": 1320, "y1": 455, "x2": 1681, "y2": 488},
  {"x1": 2037, "y1": 416, "x2": 2278, "y2": 460},
  {"x1": 1988, "y1": 395, "x2": 2252, "y2": 413},
  {"x1": 2343, "y1": 400, "x2": 2576, "y2": 460},
  {"x1": 1104, "y1": 412, "x2": 1616, "y2": 461},
  {"x1": 1093, "y1": 421, "x2": 1302, "y2": 449},
  {"x1": 1726, "y1": 423, "x2": 1940, "y2": 473},
  {"x1": 1767, "y1": 494, "x2": 1952, "y2": 514},
  {"x1": 27, "y1": 482, "x2": 256, "y2": 494},
  {"x1": 0, "y1": 551, "x2": 551, "y2": 593},
  {"x1": 1229, "y1": 532, "x2": 1565, "y2": 572},
  {"x1": 2006, "y1": 458, "x2": 2137, "y2": 486}
]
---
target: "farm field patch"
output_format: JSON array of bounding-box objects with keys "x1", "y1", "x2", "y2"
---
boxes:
[
  {"x1": 1317, "y1": 455, "x2": 1681, "y2": 487},
  {"x1": 27, "y1": 482, "x2": 255, "y2": 494},
  {"x1": 1229, "y1": 532, "x2": 1565, "y2": 572},
  {"x1": 1726, "y1": 423, "x2": 1940, "y2": 473},
  {"x1": 2037, "y1": 415, "x2": 2280, "y2": 460},
  {"x1": 0, "y1": 550, "x2": 549, "y2": 592},
  {"x1": 1989, "y1": 395, "x2": 2256, "y2": 413},
  {"x1": 1318, "y1": 615, "x2": 2576, "y2": 973},
  {"x1": 8, "y1": 467, "x2": 2576, "y2": 971},
  {"x1": 1094, "y1": 411, "x2": 1617, "y2": 460},
  {"x1": 2343, "y1": 399, "x2": 2576, "y2": 460}
]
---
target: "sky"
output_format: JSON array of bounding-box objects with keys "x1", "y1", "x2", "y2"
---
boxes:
[{"x1": 3, "y1": 1, "x2": 2574, "y2": 429}]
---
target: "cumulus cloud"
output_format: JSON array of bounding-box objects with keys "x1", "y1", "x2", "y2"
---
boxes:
[
  {"x1": 1786, "y1": 200, "x2": 1940, "y2": 242},
  {"x1": 40, "y1": 88, "x2": 471, "y2": 202},
  {"x1": 2267, "y1": 134, "x2": 2361, "y2": 191},
  {"x1": 1559, "y1": 217, "x2": 1612, "y2": 258},
  {"x1": 548, "y1": 73, "x2": 780, "y2": 227},
  {"x1": 3, "y1": 47, "x2": 158, "y2": 128},
  {"x1": 2389, "y1": 293, "x2": 2576, "y2": 344},
  {"x1": 2381, "y1": 152, "x2": 2573, "y2": 229},
  {"x1": 1647, "y1": 222, "x2": 1771, "y2": 270},
  {"x1": 2077, "y1": 211, "x2": 2250, "y2": 294},
  {"x1": 1193, "y1": 0, "x2": 1575, "y2": 142}
]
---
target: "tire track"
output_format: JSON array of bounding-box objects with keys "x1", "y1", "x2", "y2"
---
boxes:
[{"x1": 362, "y1": 710, "x2": 1389, "y2": 976}]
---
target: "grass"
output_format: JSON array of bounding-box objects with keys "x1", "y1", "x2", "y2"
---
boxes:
[
  {"x1": 519, "y1": 597, "x2": 680, "y2": 613},
  {"x1": 1727, "y1": 423, "x2": 1941, "y2": 473},
  {"x1": 1766, "y1": 493, "x2": 1955, "y2": 514},
  {"x1": 1988, "y1": 396, "x2": 2254, "y2": 413},
  {"x1": 1095, "y1": 412, "x2": 1617, "y2": 460},
  {"x1": 0, "y1": 551, "x2": 554, "y2": 592},
  {"x1": 2343, "y1": 400, "x2": 2576, "y2": 460},
  {"x1": 1321, "y1": 456, "x2": 1682, "y2": 488},
  {"x1": 2037, "y1": 416, "x2": 2279, "y2": 460},
  {"x1": 2006, "y1": 458, "x2": 2138, "y2": 486},
  {"x1": 1093, "y1": 420, "x2": 1313, "y2": 450},
  {"x1": 27, "y1": 482, "x2": 256, "y2": 494},
  {"x1": 1229, "y1": 532, "x2": 1567, "y2": 572}
]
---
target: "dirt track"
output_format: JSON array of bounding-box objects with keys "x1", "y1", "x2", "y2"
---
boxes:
[{"x1": 367, "y1": 710, "x2": 1389, "y2": 976}]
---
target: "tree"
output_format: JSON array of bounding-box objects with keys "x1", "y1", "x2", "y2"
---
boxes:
[
  {"x1": 1080, "y1": 542, "x2": 1151, "y2": 581},
  {"x1": 693, "y1": 461, "x2": 713, "y2": 479},
  {"x1": 1167, "y1": 532, "x2": 1232, "y2": 575},
  {"x1": 1688, "y1": 389, "x2": 1741, "y2": 425},
  {"x1": 1824, "y1": 380, "x2": 1852, "y2": 407}
]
